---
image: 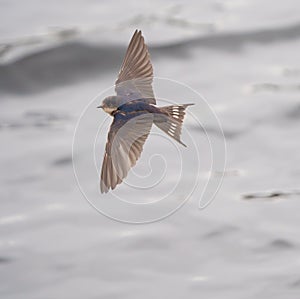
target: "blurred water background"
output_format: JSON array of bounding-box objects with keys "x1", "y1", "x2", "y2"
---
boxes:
[{"x1": 1, "y1": 0, "x2": 300, "y2": 298}]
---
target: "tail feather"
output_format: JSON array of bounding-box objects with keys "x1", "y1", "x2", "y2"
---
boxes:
[{"x1": 154, "y1": 103, "x2": 194, "y2": 147}]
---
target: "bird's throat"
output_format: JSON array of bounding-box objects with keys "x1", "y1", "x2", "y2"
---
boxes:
[{"x1": 103, "y1": 107, "x2": 117, "y2": 115}]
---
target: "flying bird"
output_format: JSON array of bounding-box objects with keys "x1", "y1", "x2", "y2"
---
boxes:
[{"x1": 98, "y1": 30, "x2": 194, "y2": 193}]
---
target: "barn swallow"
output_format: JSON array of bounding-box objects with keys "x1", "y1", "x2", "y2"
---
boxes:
[{"x1": 98, "y1": 30, "x2": 194, "y2": 193}]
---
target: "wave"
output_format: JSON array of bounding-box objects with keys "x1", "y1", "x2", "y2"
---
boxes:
[{"x1": 1, "y1": 21, "x2": 300, "y2": 94}]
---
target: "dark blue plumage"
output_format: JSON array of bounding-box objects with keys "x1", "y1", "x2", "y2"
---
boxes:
[{"x1": 117, "y1": 100, "x2": 159, "y2": 114}]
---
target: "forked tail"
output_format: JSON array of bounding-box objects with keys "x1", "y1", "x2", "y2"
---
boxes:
[{"x1": 154, "y1": 103, "x2": 194, "y2": 147}]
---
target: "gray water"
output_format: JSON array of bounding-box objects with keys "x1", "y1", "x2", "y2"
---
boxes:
[{"x1": 1, "y1": 0, "x2": 300, "y2": 298}]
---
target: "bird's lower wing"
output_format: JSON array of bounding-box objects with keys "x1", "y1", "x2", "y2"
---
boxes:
[{"x1": 100, "y1": 112, "x2": 153, "y2": 193}]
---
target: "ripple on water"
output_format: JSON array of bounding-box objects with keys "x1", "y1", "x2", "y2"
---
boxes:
[
  {"x1": 285, "y1": 104, "x2": 300, "y2": 120},
  {"x1": 0, "y1": 256, "x2": 13, "y2": 264},
  {"x1": 255, "y1": 239, "x2": 296, "y2": 254},
  {"x1": 0, "y1": 110, "x2": 71, "y2": 130},
  {"x1": 290, "y1": 278, "x2": 300, "y2": 288},
  {"x1": 52, "y1": 156, "x2": 72, "y2": 167},
  {"x1": 269, "y1": 239, "x2": 295, "y2": 251},
  {"x1": 204, "y1": 225, "x2": 238, "y2": 239},
  {"x1": 249, "y1": 82, "x2": 300, "y2": 93},
  {"x1": 242, "y1": 190, "x2": 300, "y2": 201}
]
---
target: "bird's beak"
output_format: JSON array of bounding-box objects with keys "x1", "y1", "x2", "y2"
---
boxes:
[{"x1": 97, "y1": 105, "x2": 103, "y2": 109}]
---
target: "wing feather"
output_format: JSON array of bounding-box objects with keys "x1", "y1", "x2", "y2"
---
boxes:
[
  {"x1": 115, "y1": 30, "x2": 155, "y2": 104},
  {"x1": 100, "y1": 112, "x2": 153, "y2": 193}
]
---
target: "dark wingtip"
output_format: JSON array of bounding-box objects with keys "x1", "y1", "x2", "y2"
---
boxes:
[
  {"x1": 180, "y1": 141, "x2": 187, "y2": 147},
  {"x1": 100, "y1": 181, "x2": 109, "y2": 194},
  {"x1": 134, "y1": 29, "x2": 141, "y2": 36}
]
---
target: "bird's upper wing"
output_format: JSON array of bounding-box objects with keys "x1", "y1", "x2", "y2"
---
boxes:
[
  {"x1": 115, "y1": 30, "x2": 155, "y2": 105},
  {"x1": 100, "y1": 112, "x2": 153, "y2": 193}
]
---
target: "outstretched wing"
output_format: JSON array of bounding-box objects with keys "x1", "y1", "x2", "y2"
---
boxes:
[
  {"x1": 115, "y1": 30, "x2": 155, "y2": 105},
  {"x1": 100, "y1": 112, "x2": 153, "y2": 193}
]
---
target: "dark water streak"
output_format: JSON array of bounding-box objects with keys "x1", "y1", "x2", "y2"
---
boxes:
[{"x1": 1, "y1": 22, "x2": 300, "y2": 95}]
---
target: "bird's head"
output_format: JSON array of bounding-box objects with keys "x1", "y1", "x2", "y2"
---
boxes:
[{"x1": 97, "y1": 96, "x2": 123, "y2": 115}]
